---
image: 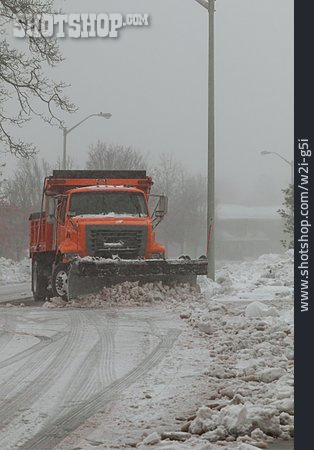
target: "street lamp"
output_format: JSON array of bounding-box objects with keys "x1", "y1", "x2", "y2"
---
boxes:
[
  {"x1": 62, "y1": 112, "x2": 112, "y2": 169},
  {"x1": 260, "y1": 150, "x2": 294, "y2": 185},
  {"x1": 193, "y1": 0, "x2": 215, "y2": 281}
]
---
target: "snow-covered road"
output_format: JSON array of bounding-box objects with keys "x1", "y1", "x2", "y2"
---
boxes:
[{"x1": 0, "y1": 304, "x2": 195, "y2": 449}]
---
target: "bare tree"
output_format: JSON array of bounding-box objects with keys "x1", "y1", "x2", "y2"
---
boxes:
[
  {"x1": 55, "y1": 154, "x2": 76, "y2": 170},
  {"x1": 176, "y1": 173, "x2": 207, "y2": 256},
  {"x1": 1, "y1": 156, "x2": 57, "y2": 259},
  {"x1": 0, "y1": 0, "x2": 76, "y2": 157},
  {"x1": 152, "y1": 154, "x2": 183, "y2": 196},
  {"x1": 152, "y1": 154, "x2": 207, "y2": 257},
  {"x1": 151, "y1": 155, "x2": 184, "y2": 252},
  {"x1": 0, "y1": 199, "x2": 26, "y2": 259},
  {"x1": 1, "y1": 155, "x2": 79, "y2": 257},
  {"x1": 86, "y1": 142, "x2": 147, "y2": 170},
  {"x1": 4, "y1": 156, "x2": 51, "y2": 210}
]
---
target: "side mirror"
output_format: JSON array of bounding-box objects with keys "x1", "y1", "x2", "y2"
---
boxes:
[
  {"x1": 150, "y1": 194, "x2": 168, "y2": 229},
  {"x1": 155, "y1": 195, "x2": 168, "y2": 218}
]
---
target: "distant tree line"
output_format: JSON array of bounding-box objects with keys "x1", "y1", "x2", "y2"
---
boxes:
[{"x1": 0, "y1": 143, "x2": 207, "y2": 260}]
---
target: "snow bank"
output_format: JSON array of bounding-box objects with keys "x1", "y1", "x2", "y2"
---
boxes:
[
  {"x1": 216, "y1": 249, "x2": 294, "y2": 300},
  {"x1": 43, "y1": 282, "x2": 200, "y2": 309},
  {"x1": 136, "y1": 250, "x2": 294, "y2": 449},
  {"x1": 0, "y1": 257, "x2": 30, "y2": 285}
]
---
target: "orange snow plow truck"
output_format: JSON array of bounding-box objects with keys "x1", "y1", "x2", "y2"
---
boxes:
[{"x1": 29, "y1": 170, "x2": 207, "y2": 300}]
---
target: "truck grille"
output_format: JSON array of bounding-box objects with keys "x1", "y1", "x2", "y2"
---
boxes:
[{"x1": 86, "y1": 225, "x2": 147, "y2": 259}]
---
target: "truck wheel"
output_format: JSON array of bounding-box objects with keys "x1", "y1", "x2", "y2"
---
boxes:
[
  {"x1": 32, "y1": 260, "x2": 48, "y2": 302},
  {"x1": 52, "y1": 263, "x2": 69, "y2": 300}
]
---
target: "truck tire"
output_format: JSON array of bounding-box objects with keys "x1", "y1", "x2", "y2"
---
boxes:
[
  {"x1": 52, "y1": 263, "x2": 69, "y2": 300},
  {"x1": 32, "y1": 260, "x2": 48, "y2": 302}
]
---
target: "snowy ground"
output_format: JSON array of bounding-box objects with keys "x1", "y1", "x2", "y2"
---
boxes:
[
  {"x1": 0, "y1": 257, "x2": 30, "y2": 285},
  {"x1": 0, "y1": 282, "x2": 31, "y2": 304},
  {"x1": 44, "y1": 250, "x2": 294, "y2": 450},
  {"x1": 0, "y1": 250, "x2": 293, "y2": 449}
]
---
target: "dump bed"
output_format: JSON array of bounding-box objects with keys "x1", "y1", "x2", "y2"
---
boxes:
[
  {"x1": 44, "y1": 170, "x2": 153, "y2": 197},
  {"x1": 29, "y1": 212, "x2": 54, "y2": 253}
]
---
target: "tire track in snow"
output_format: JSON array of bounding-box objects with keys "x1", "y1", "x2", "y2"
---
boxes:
[
  {"x1": 0, "y1": 333, "x2": 66, "y2": 399},
  {"x1": 0, "y1": 331, "x2": 66, "y2": 370},
  {"x1": 0, "y1": 311, "x2": 88, "y2": 431},
  {"x1": 22, "y1": 328, "x2": 180, "y2": 450},
  {"x1": 35, "y1": 309, "x2": 118, "y2": 450},
  {"x1": 0, "y1": 311, "x2": 17, "y2": 353},
  {"x1": 57, "y1": 310, "x2": 116, "y2": 411},
  {"x1": 0, "y1": 310, "x2": 57, "y2": 368},
  {"x1": 0, "y1": 313, "x2": 71, "y2": 398},
  {"x1": 92, "y1": 310, "x2": 117, "y2": 388}
]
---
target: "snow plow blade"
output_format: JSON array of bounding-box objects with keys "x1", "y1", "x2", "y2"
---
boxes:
[{"x1": 67, "y1": 258, "x2": 208, "y2": 299}]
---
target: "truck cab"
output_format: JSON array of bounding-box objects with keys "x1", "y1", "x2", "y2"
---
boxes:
[{"x1": 56, "y1": 185, "x2": 165, "y2": 261}]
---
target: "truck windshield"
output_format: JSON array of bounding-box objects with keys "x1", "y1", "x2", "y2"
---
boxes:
[{"x1": 69, "y1": 191, "x2": 148, "y2": 217}]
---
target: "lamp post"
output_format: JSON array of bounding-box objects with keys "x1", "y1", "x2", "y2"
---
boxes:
[
  {"x1": 260, "y1": 150, "x2": 294, "y2": 185},
  {"x1": 62, "y1": 112, "x2": 112, "y2": 170},
  {"x1": 193, "y1": 0, "x2": 215, "y2": 280}
]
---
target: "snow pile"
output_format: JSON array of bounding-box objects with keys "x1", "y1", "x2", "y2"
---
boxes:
[
  {"x1": 0, "y1": 257, "x2": 30, "y2": 285},
  {"x1": 140, "y1": 300, "x2": 293, "y2": 447},
  {"x1": 137, "y1": 250, "x2": 294, "y2": 449},
  {"x1": 217, "y1": 251, "x2": 294, "y2": 329},
  {"x1": 43, "y1": 282, "x2": 200, "y2": 309},
  {"x1": 210, "y1": 249, "x2": 294, "y2": 300},
  {"x1": 245, "y1": 301, "x2": 280, "y2": 318}
]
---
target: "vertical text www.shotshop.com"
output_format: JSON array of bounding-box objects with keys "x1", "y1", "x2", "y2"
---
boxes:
[{"x1": 298, "y1": 138, "x2": 311, "y2": 312}]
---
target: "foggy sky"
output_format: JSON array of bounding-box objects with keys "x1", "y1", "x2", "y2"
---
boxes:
[{"x1": 4, "y1": 0, "x2": 293, "y2": 207}]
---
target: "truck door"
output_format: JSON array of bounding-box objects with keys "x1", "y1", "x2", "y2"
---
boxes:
[
  {"x1": 47, "y1": 196, "x2": 57, "y2": 251},
  {"x1": 56, "y1": 196, "x2": 67, "y2": 249}
]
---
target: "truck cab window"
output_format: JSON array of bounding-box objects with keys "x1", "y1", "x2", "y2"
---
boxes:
[{"x1": 69, "y1": 191, "x2": 148, "y2": 217}]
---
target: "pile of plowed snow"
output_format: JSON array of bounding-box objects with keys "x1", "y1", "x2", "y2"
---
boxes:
[
  {"x1": 0, "y1": 257, "x2": 30, "y2": 285},
  {"x1": 136, "y1": 250, "x2": 294, "y2": 449},
  {"x1": 43, "y1": 282, "x2": 200, "y2": 309},
  {"x1": 165, "y1": 301, "x2": 294, "y2": 448},
  {"x1": 199, "y1": 249, "x2": 293, "y2": 301}
]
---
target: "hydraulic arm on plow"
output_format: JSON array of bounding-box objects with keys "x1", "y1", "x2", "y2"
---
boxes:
[{"x1": 29, "y1": 170, "x2": 207, "y2": 300}]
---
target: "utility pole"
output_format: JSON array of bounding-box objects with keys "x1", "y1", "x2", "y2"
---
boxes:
[
  {"x1": 193, "y1": 0, "x2": 215, "y2": 280},
  {"x1": 207, "y1": 0, "x2": 215, "y2": 280},
  {"x1": 63, "y1": 127, "x2": 67, "y2": 171}
]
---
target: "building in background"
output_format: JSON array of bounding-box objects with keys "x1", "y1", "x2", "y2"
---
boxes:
[{"x1": 216, "y1": 204, "x2": 285, "y2": 260}]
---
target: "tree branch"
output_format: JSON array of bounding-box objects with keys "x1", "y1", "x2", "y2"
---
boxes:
[{"x1": 0, "y1": 0, "x2": 77, "y2": 157}]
